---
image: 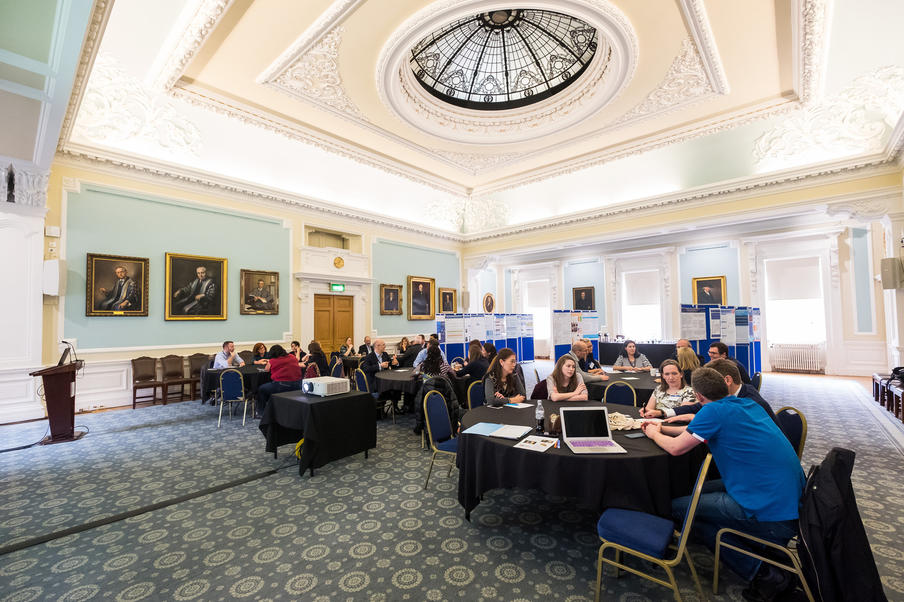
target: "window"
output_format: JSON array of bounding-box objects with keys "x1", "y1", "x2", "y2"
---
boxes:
[
  {"x1": 524, "y1": 279, "x2": 551, "y2": 341},
  {"x1": 621, "y1": 270, "x2": 662, "y2": 341},
  {"x1": 764, "y1": 257, "x2": 826, "y2": 344}
]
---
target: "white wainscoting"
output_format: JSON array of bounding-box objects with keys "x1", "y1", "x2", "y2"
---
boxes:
[
  {"x1": 833, "y1": 340, "x2": 889, "y2": 376},
  {"x1": 73, "y1": 359, "x2": 133, "y2": 412},
  {"x1": 0, "y1": 367, "x2": 43, "y2": 424}
]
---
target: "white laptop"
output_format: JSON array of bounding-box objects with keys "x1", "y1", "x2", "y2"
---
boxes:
[{"x1": 560, "y1": 406, "x2": 626, "y2": 454}]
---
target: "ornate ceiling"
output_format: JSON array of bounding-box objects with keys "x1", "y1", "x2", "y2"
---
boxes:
[{"x1": 54, "y1": 0, "x2": 904, "y2": 238}]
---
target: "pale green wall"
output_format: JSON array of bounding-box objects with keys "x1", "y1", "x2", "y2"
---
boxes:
[
  {"x1": 851, "y1": 228, "x2": 874, "y2": 332},
  {"x1": 679, "y1": 244, "x2": 741, "y2": 305},
  {"x1": 563, "y1": 259, "x2": 605, "y2": 313},
  {"x1": 64, "y1": 185, "x2": 290, "y2": 348}
]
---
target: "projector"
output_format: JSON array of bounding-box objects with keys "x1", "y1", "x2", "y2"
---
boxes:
[{"x1": 302, "y1": 376, "x2": 350, "y2": 396}]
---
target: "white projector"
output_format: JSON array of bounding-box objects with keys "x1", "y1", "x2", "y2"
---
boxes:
[{"x1": 302, "y1": 376, "x2": 350, "y2": 396}]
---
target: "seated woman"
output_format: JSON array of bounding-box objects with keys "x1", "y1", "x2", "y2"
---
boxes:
[
  {"x1": 305, "y1": 341, "x2": 330, "y2": 377},
  {"x1": 642, "y1": 359, "x2": 695, "y2": 416},
  {"x1": 338, "y1": 336, "x2": 355, "y2": 357},
  {"x1": 677, "y1": 346, "x2": 700, "y2": 385},
  {"x1": 396, "y1": 337, "x2": 418, "y2": 368},
  {"x1": 546, "y1": 355, "x2": 588, "y2": 401},
  {"x1": 252, "y1": 342, "x2": 269, "y2": 365},
  {"x1": 414, "y1": 344, "x2": 462, "y2": 433},
  {"x1": 612, "y1": 340, "x2": 652, "y2": 372},
  {"x1": 457, "y1": 340, "x2": 489, "y2": 380},
  {"x1": 483, "y1": 342, "x2": 497, "y2": 366},
  {"x1": 255, "y1": 344, "x2": 302, "y2": 417},
  {"x1": 483, "y1": 348, "x2": 526, "y2": 407},
  {"x1": 415, "y1": 340, "x2": 452, "y2": 376}
]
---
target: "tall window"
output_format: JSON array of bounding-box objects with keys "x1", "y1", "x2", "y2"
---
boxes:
[
  {"x1": 764, "y1": 257, "x2": 826, "y2": 344},
  {"x1": 621, "y1": 270, "x2": 662, "y2": 341},
  {"x1": 524, "y1": 279, "x2": 551, "y2": 341}
]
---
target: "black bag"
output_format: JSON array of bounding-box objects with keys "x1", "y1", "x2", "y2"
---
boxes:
[{"x1": 797, "y1": 447, "x2": 887, "y2": 602}]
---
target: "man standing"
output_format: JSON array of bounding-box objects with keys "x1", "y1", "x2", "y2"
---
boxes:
[
  {"x1": 213, "y1": 341, "x2": 245, "y2": 369},
  {"x1": 173, "y1": 265, "x2": 216, "y2": 315},
  {"x1": 98, "y1": 265, "x2": 138, "y2": 311},
  {"x1": 564, "y1": 342, "x2": 609, "y2": 383},
  {"x1": 358, "y1": 336, "x2": 373, "y2": 356},
  {"x1": 247, "y1": 278, "x2": 273, "y2": 311},
  {"x1": 709, "y1": 341, "x2": 751, "y2": 384},
  {"x1": 642, "y1": 367, "x2": 804, "y2": 600}
]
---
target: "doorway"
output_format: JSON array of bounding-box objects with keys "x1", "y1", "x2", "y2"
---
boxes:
[{"x1": 314, "y1": 294, "x2": 354, "y2": 353}]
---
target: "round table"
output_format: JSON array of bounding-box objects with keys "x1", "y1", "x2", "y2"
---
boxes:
[
  {"x1": 204, "y1": 365, "x2": 271, "y2": 403},
  {"x1": 375, "y1": 367, "x2": 421, "y2": 396},
  {"x1": 586, "y1": 372, "x2": 658, "y2": 406},
  {"x1": 457, "y1": 400, "x2": 705, "y2": 519},
  {"x1": 341, "y1": 355, "x2": 362, "y2": 376}
]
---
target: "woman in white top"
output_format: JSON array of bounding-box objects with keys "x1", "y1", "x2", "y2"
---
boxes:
[
  {"x1": 612, "y1": 340, "x2": 652, "y2": 372},
  {"x1": 546, "y1": 355, "x2": 588, "y2": 401},
  {"x1": 643, "y1": 359, "x2": 695, "y2": 414}
]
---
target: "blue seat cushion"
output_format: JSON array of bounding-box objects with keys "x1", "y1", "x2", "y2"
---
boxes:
[
  {"x1": 596, "y1": 508, "x2": 675, "y2": 559},
  {"x1": 436, "y1": 438, "x2": 458, "y2": 453}
]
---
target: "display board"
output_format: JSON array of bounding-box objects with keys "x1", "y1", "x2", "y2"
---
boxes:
[
  {"x1": 551, "y1": 310, "x2": 601, "y2": 360},
  {"x1": 679, "y1": 304, "x2": 761, "y2": 378},
  {"x1": 436, "y1": 312, "x2": 535, "y2": 362}
]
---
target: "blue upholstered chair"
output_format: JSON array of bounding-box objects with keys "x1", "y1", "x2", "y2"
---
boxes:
[
  {"x1": 594, "y1": 453, "x2": 712, "y2": 602},
  {"x1": 603, "y1": 381, "x2": 637, "y2": 406},
  {"x1": 423, "y1": 390, "x2": 457, "y2": 489},
  {"x1": 217, "y1": 369, "x2": 251, "y2": 427},
  {"x1": 751, "y1": 371, "x2": 763, "y2": 391},
  {"x1": 776, "y1": 406, "x2": 807, "y2": 460},
  {"x1": 354, "y1": 368, "x2": 373, "y2": 397},
  {"x1": 330, "y1": 360, "x2": 343, "y2": 379},
  {"x1": 466, "y1": 380, "x2": 484, "y2": 410}
]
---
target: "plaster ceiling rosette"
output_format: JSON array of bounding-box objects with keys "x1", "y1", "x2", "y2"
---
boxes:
[{"x1": 375, "y1": 0, "x2": 638, "y2": 145}]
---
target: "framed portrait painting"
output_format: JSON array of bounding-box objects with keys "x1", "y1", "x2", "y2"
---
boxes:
[
  {"x1": 692, "y1": 275, "x2": 726, "y2": 305},
  {"x1": 407, "y1": 275, "x2": 435, "y2": 320},
  {"x1": 380, "y1": 284, "x2": 403, "y2": 315},
  {"x1": 240, "y1": 269, "x2": 279, "y2": 315},
  {"x1": 438, "y1": 288, "x2": 456, "y2": 314},
  {"x1": 86, "y1": 253, "x2": 149, "y2": 316},
  {"x1": 482, "y1": 293, "x2": 496, "y2": 313},
  {"x1": 165, "y1": 252, "x2": 227, "y2": 320},
  {"x1": 572, "y1": 286, "x2": 595, "y2": 311}
]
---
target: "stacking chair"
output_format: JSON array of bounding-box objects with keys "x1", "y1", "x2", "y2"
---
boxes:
[
  {"x1": 217, "y1": 369, "x2": 252, "y2": 427},
  {"x1": 775, "y1": 406, "x2": 808, "y2": 460},
  {"x1": 161, "y1": 354, "x2": 190, "y2": 403},
  {"x1": 594, "y1": 453, "x2": 712, "y2": 602},
  {"x1": 131, "y1": 357, "x2": 162, "y2": 408},
  {"x1": 238, "y1": 350, "x2": 254, "y2": 365},
  {"x1": 354, "y1": 368, "x2": 370, "y2": 394},
  {"x1": 603, "y1": 381, "x2": 637, "y2": 406},
  {"x1": 751, "y1": 372, "x2": 763, "y2": 391},
  {"x1": 188, "y1": 353, "x2": 211, "y2": 400},
  {"x1": 451, "y1": 356, "x2": 465, "y2": 366},
  {"x1": 530, "y1": 379, "x2": 548, "y2": 400},
  {"x1": 304, "y1": 363, "x2": 320, "y2": 379},
  {"x1": 533, "y1": 367, "x2": 541, "y2": 385},
  {"x1": 467, "y1": 380, "x2": 485, "y2": 410},
  {"x1": 423, "y1": 390, "x2": 458, "y2": 489},
  {"x1": 330, "y1": 359, "x2": 343, "y2": 379}
]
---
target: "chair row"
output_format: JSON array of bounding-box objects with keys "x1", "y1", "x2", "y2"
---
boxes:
[{"x1": 131, "y1": 353, "x2": 213, "y2": 408}]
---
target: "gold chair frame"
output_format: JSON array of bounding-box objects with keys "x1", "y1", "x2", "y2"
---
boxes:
[
  {"x1": 603, "y1": 381, "x2": 638, "y2": 407},
  {"x1": 595, "y1": 454, "x2": 712, "y2": 602},
  {"x1": 466, "y1": 379, "x2": 483, "y2": 411},
  {"x1": 776, "y1": 405, "x2": 808, "y2": 460},
  {"x1": 713, "y1": 528, "x2": 815, "y2": 601},
  {"x1": 217, "y1": 368, "x2": 253, "y2": 427},
  {"x1": 423, "y1": 390, "x2": 456, "y2": 489}
]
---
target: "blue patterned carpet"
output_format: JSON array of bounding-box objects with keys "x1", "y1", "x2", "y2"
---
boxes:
[{"x1": 0, "y1": 374, "x2": 901, "y2": 601}]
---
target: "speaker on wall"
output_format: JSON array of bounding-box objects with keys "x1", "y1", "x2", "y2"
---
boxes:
[
  {"x1": 880, "y1": 257, "x2": 904, "y2": 290},
  {"x1": 43, "y1": 259, "x2": 63, "y2": 296},
  {"x1": 461, "y1": 290, "x2": 470, "y2": 311}
]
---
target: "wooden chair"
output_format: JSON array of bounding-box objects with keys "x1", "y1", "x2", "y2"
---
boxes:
[
  {"x1": 161, "y1": 354, "x2": 190, "y2": 403},
  {"x1": 131, "y1": 357, "x2": 162, "y2": 409},
  {"x1": 188, "y1": 353, "x2": 212, "y2": 400}
]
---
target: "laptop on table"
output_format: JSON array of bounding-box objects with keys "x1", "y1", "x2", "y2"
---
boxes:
[{"x1": 560, "y1": 406, "x2": 626, "y2": 454}]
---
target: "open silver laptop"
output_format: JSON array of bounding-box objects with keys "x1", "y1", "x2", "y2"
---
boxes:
[{"x1": 560, "y1": 406, "x2": 626, "y2": 454}]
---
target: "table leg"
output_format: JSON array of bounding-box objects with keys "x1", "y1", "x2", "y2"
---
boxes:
[{"x1": 365, "y1": 450, "x2": 369, "y2": 459}]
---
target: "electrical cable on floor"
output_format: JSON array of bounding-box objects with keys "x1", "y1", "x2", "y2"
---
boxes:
[{"x1": 0, "y1": 426, "x2": 49, "y2": 454}]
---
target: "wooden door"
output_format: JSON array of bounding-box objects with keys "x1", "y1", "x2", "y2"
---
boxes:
[{"x1": 313, "y1": 294, "x2": 354, "y2": 353}]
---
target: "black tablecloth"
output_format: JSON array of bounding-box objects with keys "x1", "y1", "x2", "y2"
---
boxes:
[
  {"x1": 259, "y1": 389, "x2": 376, "y2": 476},
  {"x1": 597, "y1": 342, "x2": 676, "y2": 368},
  {"x1": 341, "y1": 356, "x2": 362, "y2": 375},
  {"x1": 204, "y1": 365, "x2": 271, "y2": 402},
  {"x1": 586, "y1": 372, "x2": 658, "y2": 406},
  {"x1": 457, "y1": 401, "x2": 704, "y2": 519},
  {"x1": 375, "y1": 368, "x2": 421, "y2": 395}
]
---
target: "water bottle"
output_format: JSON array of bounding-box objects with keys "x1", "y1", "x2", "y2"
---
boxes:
[{"x1": 535, "y1": 399, "x2": 544, "y2": 433}]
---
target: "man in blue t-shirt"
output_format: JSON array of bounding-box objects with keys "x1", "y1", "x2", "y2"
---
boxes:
[{"x1": 642, "y1": 367, "x2": 805, "y2": 601}]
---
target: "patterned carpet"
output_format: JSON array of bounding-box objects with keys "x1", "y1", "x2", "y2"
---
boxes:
[{"x1": 0, "y1": 374, "x2": 901, "y2": 601}]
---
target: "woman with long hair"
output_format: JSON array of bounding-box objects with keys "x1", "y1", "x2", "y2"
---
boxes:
[
  {"x1": 546, "y1": 355, "x2": 588, "y2": 401},
  {"x1": 457, "y1": 339, "x2": 489, "y2": 380},
  {"x1": 419, "y1": 342, "x2": 452, "y2": 377},
  {"x1": 483, "y1": 342, "x2": 497, "y2": 366},
  {"x1": 643, "y1": 359, "x2": 694, "y2": 416},
  {"x1": 305, "y1": 341, "x2": 329, "y2": 377},
  {"x1": 612, "y1": 340, "x2": 651, "y2": 372},
  {"x1": 483, "y1": 348, "x2": 525, "y2": 407},
  {"x1": 339, "y1": 336, "x2": 354, "y2": 356},
  {"x1": 677, "y1": 346, "x2": 700, "y2": 384},
  {"x1": 252, "y1": 342, "x2": 269, "y2": 365}
]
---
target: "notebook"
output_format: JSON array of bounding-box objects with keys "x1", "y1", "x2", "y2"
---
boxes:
[{"x1": 560, "y1": 406, "x2": 626, "y2": 454}]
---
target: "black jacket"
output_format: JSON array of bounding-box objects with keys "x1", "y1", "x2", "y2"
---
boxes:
[
  {"x1": 358, "y1": 343, "x2": 373, "y2": 356},
  {"x1": 360, "y1": 351, "x2": 392, "y2": 392},
  {"x1": 413, "y1": 374, "x2": 462, "y2": 433},
  {"x1": 457, "y1": 357, "x2": 489, "y2": 380},
  {"x1": 397, "y1": 343, "x2": 422, "y2": 368},
  {"x1": 798, "y1": 447, "x2": 886, "y2": 602}
]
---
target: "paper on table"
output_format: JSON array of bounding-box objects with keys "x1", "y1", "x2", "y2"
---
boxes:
[
  {"x1": 621, "y1": 376, "x2": 639, "y2": 380},
  {"x1": 490, "y1": 425, "x2": 533, "y2": 439},
  {"x1": 513, "y1": 435, "x2": 559, "y2": 452},
  {"x1": 504, "y1": 402, "x2": 532, "y2": 409},
  {"x1": 462, "y1": 422, "x2": 502, "y2": 436},
  {"x1": 602, "y1": 367, "x2": 616, "y2": 373}
]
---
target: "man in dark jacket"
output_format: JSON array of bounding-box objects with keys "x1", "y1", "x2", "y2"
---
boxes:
[{"x1": 360, "y1": 339, "x2": 397, "y2": 392}]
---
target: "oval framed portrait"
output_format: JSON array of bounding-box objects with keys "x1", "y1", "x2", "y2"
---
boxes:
[{"x1": 482, "y1": 293, "x2": 495, "y2": 313}]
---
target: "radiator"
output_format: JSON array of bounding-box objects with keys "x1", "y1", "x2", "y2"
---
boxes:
[{"x1": 770, "y1": 344, "x2": 824, "y2": 373}]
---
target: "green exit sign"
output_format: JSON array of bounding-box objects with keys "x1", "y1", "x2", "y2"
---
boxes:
[{"x1": 330, "y1": 283, "x2": 345, "y2": 292}]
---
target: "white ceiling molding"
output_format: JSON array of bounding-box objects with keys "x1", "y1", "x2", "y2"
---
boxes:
[
  {"x1": 73, "y1": 55, "x2": 202, "y2": 155},
  {"x1": 825, "y1": 195, "x2": 900, "y2": 221},
  {"x1": 753, "y1": 66, "x2": 904, "y2": 170},
  {"x1": 428, "y1": 149, "x2": 525, "y2": 174},
  {"x1": 150, "y1": 0, "x2": 236, "y2": 91},
  {"x1": 421, "y1": 195, "x2": 511, "y2": 234},
  {"x1": 675, "y1": 0, "x2": 729, "y2": 95},
  {"x1": 168, "y1": 84, "x2": 468, "y2": 197},
  {"x1": 793, "y1": 0, "x2": 831, "y2": 105},
  {"x1": 375, "y1": 0, "x2": 638, "y2": 145}
]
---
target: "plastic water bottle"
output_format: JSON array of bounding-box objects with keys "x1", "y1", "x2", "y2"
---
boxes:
[{"x1": 535, "y1": 399, "x2": 544, "y2": 433}]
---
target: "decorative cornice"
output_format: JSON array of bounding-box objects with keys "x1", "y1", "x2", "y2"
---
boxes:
[
  {"x1": 795, "y1": 0, "x2": 831, "y2": 104},
  {"x1": 428, "y1": 150, "x2": 525, "y2": 175},
  {"x1": 12, "y1": 167, "x2": 50, "y2": 208},
  {"x1": 825, "y1": 196, "x2": 898, "y2": 221},
  {"x1": 151, "y1": 0, "x2": 235, "y2": 91},
  {"x1": 676, "y1": 0, "x2": 729, "y2": 94},
  {"x1": 56, "y1": 0, "x2": 114, "y2": 150}
]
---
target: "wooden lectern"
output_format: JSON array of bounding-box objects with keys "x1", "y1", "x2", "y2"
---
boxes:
[{"x1": 29, "y1": 361, "x2": 85, "y2": 444}]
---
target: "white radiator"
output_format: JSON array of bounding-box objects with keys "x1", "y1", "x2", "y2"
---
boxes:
[{"x1": 770, "y1": 344, "x2": 825, "y2": 373}]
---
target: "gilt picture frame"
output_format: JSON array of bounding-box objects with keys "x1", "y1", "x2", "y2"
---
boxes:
[
  {"x1": 240, "y1": 269, "x2": 279, "y2": 315},
  {"x1": 165, "y1": 252, "x2": 227, "y2": 320},
  {"x1": 407, "y1": 276, "x2": 435, "y2": 320},
  {"x1": 439, "y1": 287, "x2": 456, "y2": 313},
  {"x1": 692, "y1": 275, "x2": 726, "y2": 305},
  {"x1": 380, "y1": 283, "x2": 403, "y2": 315},
  {"x1": 86, "y1": 253, "x2": 149, "y2": 316}
]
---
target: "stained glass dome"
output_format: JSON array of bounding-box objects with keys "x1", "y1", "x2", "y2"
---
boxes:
[{"x1": 409, "y1": 9, "x2": 599, "y2": 111}]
